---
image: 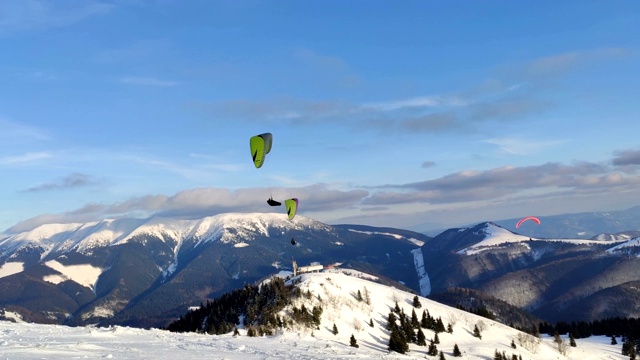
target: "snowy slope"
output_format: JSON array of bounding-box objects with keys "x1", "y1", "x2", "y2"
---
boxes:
[
  {"x1": 0, "y1": 269, "x2": 628, "y2": 359},
  {"x1": 606, "y1": 237, "x2": 640, "y2": 255},
  {"x1": 457, "y1": 222, "x2": 627, "y2": 255}
]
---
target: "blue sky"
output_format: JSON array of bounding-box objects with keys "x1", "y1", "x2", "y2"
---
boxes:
[{"x1": 1, "y1": 0, "x2": 639, "y2": 233}]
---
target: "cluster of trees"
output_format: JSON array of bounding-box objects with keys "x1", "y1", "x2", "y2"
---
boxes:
[
  {"x1": 386, "y1": 301, "x2": 456, "y2": 355},
  {"x1": 539, "y1": 317, "x2": 640, "y2": 358},
  {"x1": 166, "y1": 277, "x2": 311, "y2": 335},
  {"x1": 493, "y1": 350, "x2": 523, "y2": 360},
  {"x1": 457, "y1": 303, "x2": 496, "y2": 320}
]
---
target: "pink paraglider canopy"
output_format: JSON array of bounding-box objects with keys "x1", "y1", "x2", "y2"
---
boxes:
[{"x1": 516, "y1": 216, "x2": 541, "y2": 228}]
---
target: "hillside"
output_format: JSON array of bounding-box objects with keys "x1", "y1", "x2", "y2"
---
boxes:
[{"x1": 1, "y1": 269, "x2": 630, "y2": 359}]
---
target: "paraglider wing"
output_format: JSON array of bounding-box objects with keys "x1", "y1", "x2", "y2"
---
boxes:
[
  {"x1": 267, "y1": 198, "x2": 282, "y2": 206},
  {"x1": 250, "y1": 133, "x2": 273, "y2": 169},
  {"x1": 284, "y1": 198, "x2": 298, "y2": 220},
  {"x1": 516, "y1": 216, "x2": 541, "y2": 228}
]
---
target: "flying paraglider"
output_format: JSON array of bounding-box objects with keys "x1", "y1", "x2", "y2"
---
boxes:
[
  {"x1": 516, "y1": 216, "x2": 541, "y2": 228},
  {"x1": 285, "y1": 198, "x2": 298, "y2": 220},
  {"x1": 250, "y1": 133, "x2": 273, "y2": 169},
  {"x1": 267, "y1": 197, "x2": 281, "y2": 206},
  {"x1": 290, "y1": 238, "x2": 297, "y2": 245}
]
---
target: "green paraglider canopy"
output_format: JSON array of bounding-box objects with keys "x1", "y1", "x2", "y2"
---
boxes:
[
  {"x1": 285, "y1": 198, "x2": 298, "y2": 220},
  {"x1": 250, "y1": 133, "x2": 273, "y2": 169}
]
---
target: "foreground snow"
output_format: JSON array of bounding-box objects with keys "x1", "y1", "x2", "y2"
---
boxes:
[{"x1": 0, "y1": 270, "x2": 629, "y2": 359}]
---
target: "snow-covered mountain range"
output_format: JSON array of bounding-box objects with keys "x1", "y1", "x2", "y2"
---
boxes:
[
  {"x1": 0, "y1": 213, "x2": 428, "y2": 327},
  {"x1": 1, "y1": 213, "x2": 639, "y2": 328},
  {"x1": 0, "y1": 269, "x2": 630, "y2": 359}
]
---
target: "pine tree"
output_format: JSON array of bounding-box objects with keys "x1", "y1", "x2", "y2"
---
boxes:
[
  {"x1": 493, "y1": 349, "x2": 502, "y2": 360},
  {"x1": 411, "y1": 309, "x2": 420, "y2": 329},
  {"x1": 387, "y1": 312, "x2": 397, "y2": 331},
  {"x1": 439, "y1": 350, "x2": 446, "y2": 360},
  {"x1": 369, "y1": 318, "x2": 374, "y2": 328},
  {"x1": 416, "y1": 327, "x2": 427, "y2": 346},
  {"x1": 394, "y1": 301, "x2": 401, "y2": 313},
  {"x1": 350, "y1": 334, "x2": 359, "y2": 348},
  {"x1": 332, "y1": 323, "x2": 339, "y2": 335},
  {"x1": 412, "y1": 295, "x2": 422, "y2": 308},
  {"x1": 569, "y1": 332, "x2": 577, "y2": 347},
  {"x1": 453, "y1": 343, "x2": 462, "y2": 357},
  {"x1": 611, "y1": 336, "x2": 618, "y2": 345},
  {"x1": 233, "y1": 327, "x2": 239, "y2": 336},
  {"x1": 473, "y1": 324, "x2": 482, "y2": 339},
  {"x1": 511, "y1": 339, "x2": 516, "y2": 349},
  {"x1": 388, "y1": 327, "x2": 409, "y2": 354},
  {"x1": 427, "y1": 339, "x2": 438, "y2": 356},
  {"x1": 356, "y1": 290, "x2": 363, "y2": 302},
  {"x1": 447, "y1": 323, "x2": 453, "y2": 334},
  {"x1": 421, "y1": 309, "x2": 429, "y2": 328},
  {"x1": 434, "y1": 332, "x2": 440, "y2": 344}
]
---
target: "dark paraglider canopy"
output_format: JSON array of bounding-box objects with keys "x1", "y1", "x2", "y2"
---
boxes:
[
  {"x1": 290, "y1": 238, "x2": 297, "y2": 245},
  {"x1": 267, "y1": 197, "x2": 281, "y2": 206}
]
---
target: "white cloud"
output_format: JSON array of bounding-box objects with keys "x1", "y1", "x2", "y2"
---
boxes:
[{"x1": 0, "y1": 152, "x2": 53, "y2": 165}]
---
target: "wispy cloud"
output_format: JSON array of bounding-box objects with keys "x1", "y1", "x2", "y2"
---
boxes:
[
  {"x1": 367, "y1": 159, "x2": 638, "y2": 206},
  {"x1": 0, "y1": 0, "x2": 114, "y2": 34},
  {"x1": 483, "y1": 137, "x2": 568, "y2": 155},
  {"x1": 0, "y1": 118, "x2": 50, "y2": 142},
  {"x1": 421, "y1": 161, "x2": 436, "y2": 169},
  {"x1": 0, "y1": 152, "x2": 53, "y2": 165},
  {"x1": 512, "y1": 48, "x2": 632, "y2": 80},
  {"x1": 118, "y1": 76, "x2": 178, "y2": 87},
  {"x1": 24, "y1": 173, "x2": 100, "y2": 192}
]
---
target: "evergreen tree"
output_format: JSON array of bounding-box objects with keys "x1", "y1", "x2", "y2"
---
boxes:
[
  {"x1": 369, "y1": 318, "x2": 374, "y2": 328},
  {"x1": 388, "y1": 327, "x2": 409, "y2": 354},
  {"x1": 611, "y1": 336, "x2": 618, "y2": 345},
  {"x1": 439, "y1": 350, "x2": 446, "y2": 360},
  {"x1": 434, "y1": 332, "x2": 440, "y2": 344},
  {"x1": 473, "y1": 324, "x2": 482, "y2": 339},
  {"x1": 435, "y1": 317, "x2": 446, "y2": 333},
  {"x1": 350, "y1": 334, "x2": 359, "y2": 348},
  {"x1": 447, "y1": 323, "x2": 453, "y2": 334},
  {"x1": 412, "y1": 295, "x2": 422, "y2": 308},
  {"x1": 233, "y1": 327, "x2": 240, "y2": 336},
  {"x1": 569, "y1": 332, "x2": 577, "y2": 347},
  {"x1": 394, "y1": 301, "x2": 401, "y2": 313},
  {"x1": 411, "y1": 309, "x2": 420, "y2": 329},
  {"x1": 493, "y1": 349, "x2": 502, "y2": 360},
  {"x1": 416, "y1": 327, "x2": 427, "y2": 346},
  {"x1": 511, "y1": 354, "x2": 518, "y2": 360},
  {"x1": 453, "y1": 343, "x2": 462, "y2": 357},
  {"x1": 421, "y1": 310, "x2": 429, "y2": 328},
  {"x1": 427, "y1": 339, "x2": 438, "y2": 356},
  {"x1": 356, "y1": 290, "x2": 363, "y2": 302},
  {"x1": 247, "y1": 326, "x2": 257, "y2": 337},
  {"x1": 387, "y1": 312, "x2": 397, "y2": 331},
  {"x1": 332, "y1": 323, "x2": 339, "y2": 335},
  {"x1": 511, "y1": 339, "x2": 516, "y2": 349}
]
